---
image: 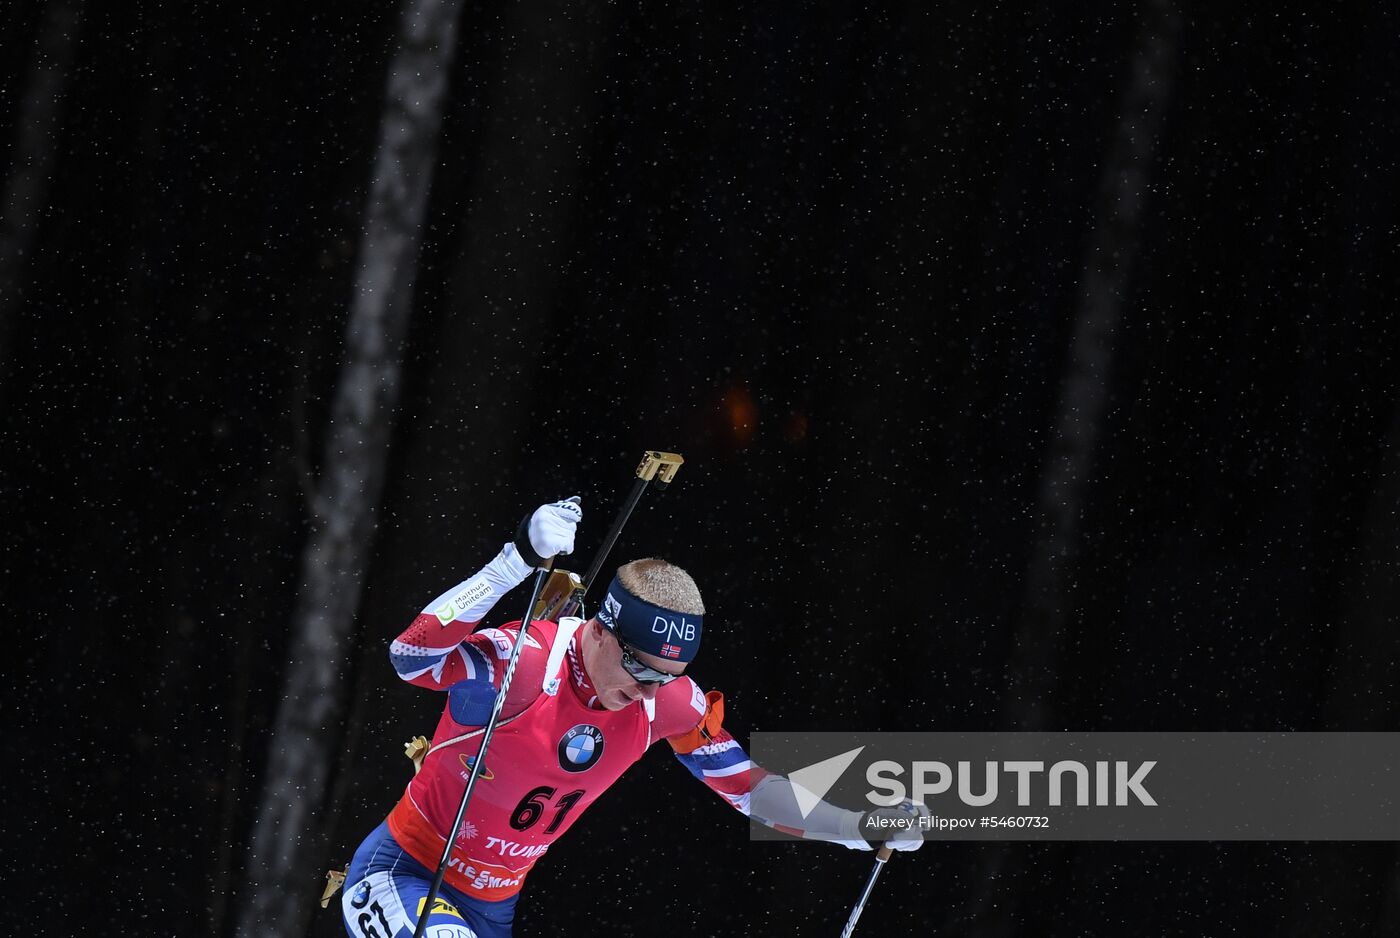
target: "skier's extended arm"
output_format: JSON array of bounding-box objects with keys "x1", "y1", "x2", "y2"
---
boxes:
[
  {"x1": 389, "y1": 498, "x2": 582, "y2": 689},
  {"x1": 666, "y1": 691, "x2": 925, "y2": 851}
]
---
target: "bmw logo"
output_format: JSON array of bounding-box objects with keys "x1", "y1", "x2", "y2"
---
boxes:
[
  {"x1": 557, "y1": 724, "x2": 605, "y2": 772},
  {"x1": 350, "y1": 880, "x2": 371, "y2": 909}
]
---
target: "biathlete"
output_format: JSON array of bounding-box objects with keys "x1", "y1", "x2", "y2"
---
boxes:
[{"x1": 342, "y1": 498, "x2": 924, "y2": 937}]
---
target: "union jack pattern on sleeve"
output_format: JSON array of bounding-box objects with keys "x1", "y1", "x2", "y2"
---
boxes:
[
  {"x1": 672, "y1": 729, "x2": 766, "y2": 817},
  {"x1": 387, "y1": 543, "x2": 531, "y2": 690},
  {"x1": 669, "y1": 709, "x2": 865, "y2": 845},
  {"x1": 390, "y1": 627, "x2": 495, "y2": 688}
]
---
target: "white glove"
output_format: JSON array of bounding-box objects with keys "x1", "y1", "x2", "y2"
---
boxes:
[
  {"x1": 515, "y1": 497, "x2": 582, "y2": 566},
  {"x1": 857, "y1": 799, "x2": 930, "y2": 851}
]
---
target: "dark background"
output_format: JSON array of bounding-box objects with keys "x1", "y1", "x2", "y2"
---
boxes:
[{"x1": 3, "y1": 0, "x2": 1398, "y2": 935}]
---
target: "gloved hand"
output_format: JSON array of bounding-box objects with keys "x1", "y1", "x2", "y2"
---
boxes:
[
  {"x1": 857, "y1": 799, "x2": 930, "y2": 851},
  {"x1": 515, "y1": 497, "x2": 583, "y2": 567}
]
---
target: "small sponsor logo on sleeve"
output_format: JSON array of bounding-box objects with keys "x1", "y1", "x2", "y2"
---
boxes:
[
  {"x1": 452, "y1": 579, "x2": 494, "y2": 611},
  {"x1": 435, "y1": 602, "x2": 457, "y2": 625}
]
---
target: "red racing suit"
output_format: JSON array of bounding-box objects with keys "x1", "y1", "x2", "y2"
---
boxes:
[{"x1": 388, "y1": 612, "x2": 740, "y2": 901}]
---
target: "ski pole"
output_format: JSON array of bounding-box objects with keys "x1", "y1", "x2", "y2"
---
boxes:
[
  {"x1": 411, "y1": 557, "x2": 554, "y2": 938},
  {"x1": 839, "y1": 844, "x2": 894, "y2": 938}
]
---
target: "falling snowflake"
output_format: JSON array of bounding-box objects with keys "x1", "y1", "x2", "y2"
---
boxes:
[{"x1": 456, "y1": 821, "x2": 479, "y2": 842}]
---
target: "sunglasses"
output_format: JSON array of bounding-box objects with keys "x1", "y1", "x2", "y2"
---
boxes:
[{"x1": 618, "y1": 641, "x2": 683, "y2": 686}]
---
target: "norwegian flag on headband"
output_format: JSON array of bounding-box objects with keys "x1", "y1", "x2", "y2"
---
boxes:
[{"x1": 600, "y1": 575, "x2": 703, "y2": 662}]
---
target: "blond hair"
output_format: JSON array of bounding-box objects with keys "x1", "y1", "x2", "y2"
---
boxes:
[{"x1": 616, "y1": 558, "x2": 705, "y2": 615}]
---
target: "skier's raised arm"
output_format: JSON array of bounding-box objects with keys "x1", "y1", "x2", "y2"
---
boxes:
[{"x1": 389, "y1": 498, "x2": 582, "y2": 690}]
